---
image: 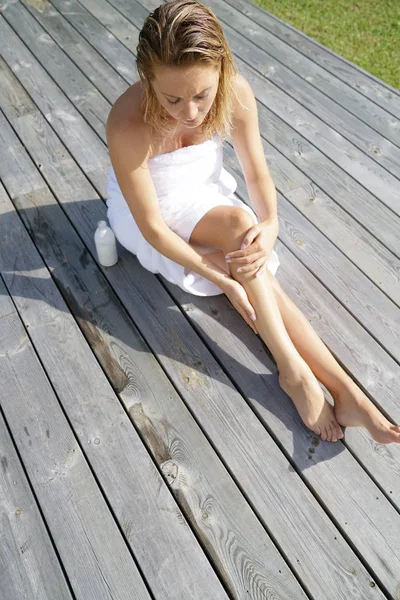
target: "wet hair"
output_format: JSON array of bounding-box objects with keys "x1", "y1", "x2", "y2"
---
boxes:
[{"x1": 136, "y1": 0, "x2": 240, "y2": 140}]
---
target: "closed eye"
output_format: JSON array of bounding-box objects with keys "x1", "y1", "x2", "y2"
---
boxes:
[{"x1": 167, "y1": 95, "x2": 208, "y2": 105}]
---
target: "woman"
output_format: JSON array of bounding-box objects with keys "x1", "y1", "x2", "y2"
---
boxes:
[{"x1": 106, "y1": 0, "x2": 400, "y2": 444}]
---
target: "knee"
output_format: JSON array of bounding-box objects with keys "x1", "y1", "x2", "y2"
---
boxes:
[{"x1": 228, "y1": 207, "x2": 256, "y2": 233}]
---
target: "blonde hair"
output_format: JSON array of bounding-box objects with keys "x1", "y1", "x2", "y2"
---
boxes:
[{"x1": 136, "y1": 0, "x2": 239, "y2": 141}]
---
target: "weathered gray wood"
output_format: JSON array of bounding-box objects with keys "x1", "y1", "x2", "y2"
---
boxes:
[
  {"x1": 68, "y1": 0, "x2": 140, "y2": 54},
  {"x1": 2, "y1": 118, "x2": 389, "y2": 600},
  {"x1": 163, "y1": 256, "x2": 400, "y2": 598},
  {"x1": 0, "y1": 409, "x2": 74, "y2": 600},
  {"x1": 0, "y1": 76, "x2": 387, "y2": 600},
  {"x1": 0, "y1": 184, "x2": 309, "y2": 600},
  {"x1": 232, "y1": 55, "x2": 400, "y2": 216},
  {"x1": 0, "y1": 84, "x2": 312, "y2": 596},
  {"x1": 60, "y1": 234, "x2": 390, "y2": 599},
  {"x1": 208, "y1": 0, "x2": 400, "y2": 154},
  {"x1": 0, "y1": 119, "x2": 310, "y2": 600},
  {"x1": 224, "y1": 0, "x2": 400, "y2": 119},
  {"x1": 3, "y1": 0, "x2": 398, "y2": 418},
  {"x1": 0, "y1": 3, "x2": 110, "y2": 142},
  {"x1": 3, "y1": 0, "x2": 398, "y2": 482},
  {"x1": 0, "y1": 279, "x2": 152, "y2": 600},
  {"x1": 47, "y1": 0, "x2": 138, "y2": 83},
  {"x1": 0, "y1": 78, "x2": 307, "y2": 598},
  {"x1": 17, "y1": 0, "x2": 129, "y2": 102},
  {"x1": 2, "y1": 1, "x2": 400, "y2": 598},
  {"x1": 0, "y1": 153, "x2": 230, "y2": 600},
  {"x1": 247, "y1": 91, "x2": 400, "y2": 259},
  {"x1": 0, "y1": 14, "x2": 108, "y2": 183},
  {"x1": 2, "y1": 45, "x2": 399, "y2": 419}
]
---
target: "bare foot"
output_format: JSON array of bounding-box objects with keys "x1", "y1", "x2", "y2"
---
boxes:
[
  {"x1": 333, "y1": 382, "x2": 400, "y2": 444},
  {"x1": 279, "y1": 367, "x2": 344, "y2": 442}
]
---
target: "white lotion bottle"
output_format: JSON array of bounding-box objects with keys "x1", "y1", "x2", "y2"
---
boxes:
[{"x1": 94, "y1": 220, "x2": 118, "y2": 267}]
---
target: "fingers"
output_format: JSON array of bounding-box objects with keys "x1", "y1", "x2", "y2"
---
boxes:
[
  {"x1": 243, "y1": 306, "x2": 258, "y2": 335},
  {"x1": 233, "y1": 301, "x2": 258, "y2": 335},
  {"x1": 226, "y1": 249, "x2": 263, "y2": 263},
  {"x1": 240, "y1": 225, "x2": 260, "y2": 250},
  {"x1": 237, "y1": 258, "x2": 266, "y2": 275},
  {"x1": 225, "y1": 250, "x2": 265, "y2": 265}
]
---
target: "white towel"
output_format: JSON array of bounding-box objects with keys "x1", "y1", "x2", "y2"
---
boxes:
[{"x1": 106, "y1": 134, "x2": 279, "y2": 295}]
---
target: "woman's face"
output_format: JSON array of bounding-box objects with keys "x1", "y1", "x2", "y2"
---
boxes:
[{"x1": 151, "y1": 63, "x2": 220, "y2": 130}]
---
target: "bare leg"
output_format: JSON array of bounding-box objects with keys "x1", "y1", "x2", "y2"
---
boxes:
[
  {"x1": 190, "y1": 209, "x2": 342, "y2": 442},
  {"x1": 206, "y1": 248, "x2": 400, "y2": 444}
]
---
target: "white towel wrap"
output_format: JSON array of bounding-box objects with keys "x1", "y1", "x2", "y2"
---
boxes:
[{"x1": 106, "y1": 134, "x2": 279, "y2": 295}]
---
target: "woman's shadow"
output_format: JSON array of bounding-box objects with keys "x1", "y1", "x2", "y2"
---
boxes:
[{"x1": 0, "y1": 196, "x2": 346, "y2": 471}]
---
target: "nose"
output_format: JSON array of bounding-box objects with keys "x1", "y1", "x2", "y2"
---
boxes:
[{"x1": 181, "y1": 102, "x2": 198, "y2": 121}]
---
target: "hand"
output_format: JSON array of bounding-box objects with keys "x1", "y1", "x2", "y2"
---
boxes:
[
  {"x1": 225, "y1": 218, "x2": 279, "y2": 278},
  {"x1": 221, "y1": 277, "x2": 258, "y2": 334}
]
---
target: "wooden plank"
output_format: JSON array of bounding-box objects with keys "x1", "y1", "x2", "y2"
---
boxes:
[
  {"x1": 208, "y1": 0, "x2": 400, "y2": 177},
  {"x1": 50, "y1": 226, "x2": 391, "y2": 599},
  {"x1": 17, "y1": 0, "x2": 129, "y2": 103},
  {"x1": 232, "y1": 54, "x2": 400, "y2": 216},
  {"x1": 0, "y1": 13, "x2": 109, "y2": 190},
  {"x1": 0, "y1": 283, "x2": 152, "y2": 600},
  {"x1": 0, "y1": 45, "x2": 310, "y2": 593},
  {"x1": 224, "y1": 0, "x2": 400, "y2": 119},
  {"x1": 1, "y1": 2, "x2": 398, "y2": 596},
  {"x1": 207, "y1": 0, "x2": 400, "y2": 168},
  {"x1": 45, "y1": 0, "x2": 139, "y2": 82},
  {"x1": 0, "y1": 153, "x2": 229, "y2": 600},
  {"x1": 0, "y1": 3, "x2": 109, "y2": 142},
  {"x1": 0, "y1": 409, "x2": 74, "y2": 600},
  {"x1": 241, "y1": 64, "x2": 400, "y2": 257},
  {"x1": 0, "y1": 89, "x2": 311, "y2": 599},
  {"x1": 2, "y1": 37, "x2": 399, "y2": 407},
  {"x1": 3, "y1": 0, "x2": 399, "y2": 371},
  {"x1": 62, "y1": 0, "x2": 140, "y2": 55}
]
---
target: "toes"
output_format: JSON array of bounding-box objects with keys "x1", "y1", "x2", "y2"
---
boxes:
[
  {"x1": 320, "y1": 427, "x2": 328, "y2": 442},
  {"x1": 328, "y1": 424, "x2": 337, "y2": 443},
  {"x1": 333, "y1": 422, "x2": 344, "y2": 441},
  {"x1": 391, "y1": 428, "x2": 400, "y2": 442}
]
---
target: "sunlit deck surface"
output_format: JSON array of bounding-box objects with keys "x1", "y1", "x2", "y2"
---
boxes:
[{"x1": 1, "y1": 0, "x2": 400, "y2": 598}]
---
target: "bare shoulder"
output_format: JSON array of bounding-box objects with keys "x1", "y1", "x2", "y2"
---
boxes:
[
  {"x1": 106, "y1": 81, "x2": 151, "y2": 166},
  {"x1": 231, "y1": 73, "x2": 257, "y2": 125}
]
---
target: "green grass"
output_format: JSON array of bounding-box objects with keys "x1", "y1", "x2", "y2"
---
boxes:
[{"x1": 252, "y1": 0, "x2": 400, "y2": 90}]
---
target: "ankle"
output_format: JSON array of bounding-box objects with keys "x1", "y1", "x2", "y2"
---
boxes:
[
  {"x1": 278, "y1": 361, "x2": 311, "y2": 383},
  {"x1": 330, "y1": 375, "x2": 357, "y2": 402}
]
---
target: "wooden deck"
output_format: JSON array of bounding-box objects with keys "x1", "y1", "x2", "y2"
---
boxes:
[{"x1": 1, "y1": 0, "x2": 400, "y2": 598}]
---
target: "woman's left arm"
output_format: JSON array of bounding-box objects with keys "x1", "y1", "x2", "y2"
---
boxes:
[{"x1": 226, "y1": 74, "x2": 279, "y2": 276}]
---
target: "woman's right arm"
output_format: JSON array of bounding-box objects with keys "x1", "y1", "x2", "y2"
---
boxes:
[{"x1": 106, "y1": 115, "x2": 232, "y2": 291}]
